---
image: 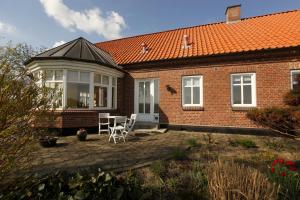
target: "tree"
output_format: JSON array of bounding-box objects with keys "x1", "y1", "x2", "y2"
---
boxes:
[{"x1": 0, "y1": 42, "x2": 57, "y2": 179}]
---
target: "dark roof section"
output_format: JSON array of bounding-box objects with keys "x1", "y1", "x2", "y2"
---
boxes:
[{"x1": 25, "y1": 37, "x2": 120, "y2": 69}]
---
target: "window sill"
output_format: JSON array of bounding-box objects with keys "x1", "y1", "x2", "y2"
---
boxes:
[
  {"x1": 182, "y1": 106, "x2": 204, "y2": 111},
  {"x1": 231, "y1": 106, "x2": 256, "y2": 111}
]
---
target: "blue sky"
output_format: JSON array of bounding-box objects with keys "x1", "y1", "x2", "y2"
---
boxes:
[{"x1": 0, "y1": 0, "x2": 299, "y2": 48}]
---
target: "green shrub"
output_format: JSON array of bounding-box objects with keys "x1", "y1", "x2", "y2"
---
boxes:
[
  {"x1": 150, "y1": 160, "x2": 167, "y2": 178},
  {"x1": 171, "y1": 148, "x2": 188, "y2": 160},
  {"x1": 0, "y1": 169, "x2": 144, "y2": 200},
  {"x1": 229, "y1": 139, "x2": 257, "y2": 148},
  {"x1": 186, "y1": 138, "x2": 200, "y2": 147}
]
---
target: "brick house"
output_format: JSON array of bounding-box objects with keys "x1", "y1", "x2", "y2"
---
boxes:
[{"x1": 26, "y1": 5, "x2": 300, "y2": 133}]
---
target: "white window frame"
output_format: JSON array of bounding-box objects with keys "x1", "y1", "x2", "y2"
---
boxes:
[
  {"x1": 93, "y1": 74, "x2": 109, "y2": 109},
  {"x1": 66, "y1": 70, "x2": 91, "y2": 109},
  {"x1": 182, "y1": 75, "x2": 203, "y2": 107},
  {"x1": 231, "y1": 73, "x2": 256, "y2": 107},
  {"x1": 44, "y1": 69, "x2": 63, "y2": 108},
  {"x1": 290, "y1": 70, "x2": 300, "y2": 90}
]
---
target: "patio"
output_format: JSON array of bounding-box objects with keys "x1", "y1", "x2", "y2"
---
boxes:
[{"x1": 23, "y1": 131, "x2": 196, "y2": 175}]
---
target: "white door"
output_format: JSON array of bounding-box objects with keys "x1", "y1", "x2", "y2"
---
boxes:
[{"x1": 134, "y1": 79, "x2": 159, "y2": 122}]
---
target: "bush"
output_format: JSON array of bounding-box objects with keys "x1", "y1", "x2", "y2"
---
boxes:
[
  {"x1": 150, "y1": 160, "x2": 167, "y2": 178},
  {"x1": 186, "y1": 138, "x2": 200, "y2": 147},
  {"x1": 247, "y1": 107, "x2": 299, "y2": 136},
  {"x1": 206, "y1": 160, "x2": 278, "y2": 200},
  {"x1": 284, "y1": 91, "x2": 300, "y2": 106},
  {"x1": 171, "y1": 148, "x2": 188, "y2": 160},
  {"x1": 268, "y1": 158, "x2": 300, "y2": 200},
  {"x1": 0, "y1": 169, "x2": 144, "y2": 200}
]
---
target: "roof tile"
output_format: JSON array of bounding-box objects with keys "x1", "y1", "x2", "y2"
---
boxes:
[{"x1": 96, "y1": 9, "x2": 300, "y2": 65}]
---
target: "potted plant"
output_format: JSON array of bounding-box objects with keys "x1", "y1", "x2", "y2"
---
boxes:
[
  {"x1": 39, "y1": 136, "x2": 58, "y2": 147},
  {"x1": 37, "y1": 129, "x2": 58, "y2": 147},
  {"x1": 77, "y1": 128, "x2": 87, "y2": 141}
]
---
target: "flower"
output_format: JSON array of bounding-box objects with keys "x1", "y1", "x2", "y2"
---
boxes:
[
  {"x1": 280, "y1": 172, "x2": 286, "y2": 177},
  {"x1": 271, "y1": 167, "x2": 275, "y2": 173},
  {"x1": 285, "y1": 161, "x2": 296, "y2": 167},
  {"x1": 290, "y1": 167, "x2": 297, "y2": 172},
  {"x1": 278, "y1": 159, "x2": 284, "y2": 164}
]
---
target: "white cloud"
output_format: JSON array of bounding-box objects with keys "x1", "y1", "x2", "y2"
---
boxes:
[
  {"x1": 53, "y1": 40, "x2": 66, "y2": 48},
  {"x1": 40, "y1": 0, "x2": 126, "y2": 40},
  {"x1": 0, "y1": 21, "x2": 16, "y2": 34}
]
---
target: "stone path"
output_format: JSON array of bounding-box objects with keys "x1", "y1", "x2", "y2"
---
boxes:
[{"x1": 24, "y1": 131, "x2": 196, "y2": 175}]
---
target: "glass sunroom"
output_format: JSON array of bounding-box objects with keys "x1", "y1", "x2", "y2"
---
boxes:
[{"x1": 25, "y1": 37, "x2": 124, "y2": 111}]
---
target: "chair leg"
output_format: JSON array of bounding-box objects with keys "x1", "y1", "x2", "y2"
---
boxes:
[{"x1": 99, "y1": 124, "x2": 101, "y2": 135}]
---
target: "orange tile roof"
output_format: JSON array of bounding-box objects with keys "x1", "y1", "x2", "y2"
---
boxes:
[{"x1": 96, "y1": 9, "x2": 300, "y2": 65}]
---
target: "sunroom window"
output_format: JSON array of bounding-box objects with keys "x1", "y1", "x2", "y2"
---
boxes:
[
  {"x1": 231, "y1": 73, "x2": 256, "y2": 107},
  {"x1": 44, "y1": 70, "x2": 63, "y2": 108},
  {"x1": 94, "y1": 74, "x2": 108, "y2": 108},
  {"x1": 182, "y1": 76, "x2": 203, "y2": 106},
  {"x1": 67, "y1": 70, "x2": 90, "y2": 108}
]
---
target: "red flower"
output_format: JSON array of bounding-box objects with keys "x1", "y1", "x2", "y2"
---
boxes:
[
  {"x1": 290, "y1": 167, "x2": 297, "y2": 172},
  {"x1": 278, "y1": 159, "x2": 285, "y2": 164},
  {"x1": 280, "y1": 172, "x2": 286, "y2": 177},
  {"x1": 272, "y1": 159, "x2": 279, "y2": 166},
  {"x1": 271, "y1": 167, "x2": 275, "y2": 173},
  {"x1": 285, "y1": 161, "x2": 296, "y2": 167}
]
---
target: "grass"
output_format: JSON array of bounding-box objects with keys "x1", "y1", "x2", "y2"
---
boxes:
[
  {"x1": 150, "y1": 160, "x2": 167, "y2": 178},
  {"x1": 229, "y1": 139, "x2": 257, "y2": 148},
  {"x1": 171, "y1": 148, "x2": 188, "y2": 160},
  {"x1": 186, "y1": 138, "x2": 200, "y2": 147}
]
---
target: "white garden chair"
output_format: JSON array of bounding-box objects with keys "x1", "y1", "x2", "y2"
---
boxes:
[
  {"x1": 123, "y1": 114, "x2": 137, "y2": 137},
  {"x1": 98, "y1": 113, "x2": 110, "y2": 134},
  {"x1": 109, "y1": 116, "x2": 127, "y2": 144}
]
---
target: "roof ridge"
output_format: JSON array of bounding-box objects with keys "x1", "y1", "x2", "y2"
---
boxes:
[{"x1": 96, "y1": 8, "x2": 300, "y2": 45}]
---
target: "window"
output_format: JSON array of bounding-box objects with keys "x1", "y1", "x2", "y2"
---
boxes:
[
  {"x1": 182, "y1": 76, "x2": 203, "y2": 106},
  {"x1": 93, "y1": 74, "x2": 117, "y2": 109},
  {"x1": 291, "y1": 70, "x2": 300, "y2": 91},
  {"x1": 231, "y1": 73, "x2": 256, "y2": 107},
  {"x1": 67, "y1": 70, "x2": 90, "y2": 108},
  {"x1": 44, "y1": 70, "x2": 63, "y2": 108}
]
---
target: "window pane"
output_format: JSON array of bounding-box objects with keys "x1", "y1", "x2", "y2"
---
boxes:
[
  {"x1": 154, "y1": 80, "x2": 159, "y2": 113},
  {"x1": 45, "y1": 82, "x2": 63, "y2": 108},
  {"x1": 54, "y1": 70, "x2": 63, "y2": 81},
  {"x1": 138, "y1": 82, "x2": 144, "y2": 113},
  {"x1": 193, "y1": 87, "x2": 200, "y2": 104},
  {"x1": 67, "y1": 83, "x2": 89, "y2": 108},
  {"x1": 94, "y1": 74, "x2": 101, "y2": 84},
  {"x1": 80, "y1": 72, "x2": 90, "y2": 82},
  {"x1": 243, "y1": 85, "x2": 252, "y2": 104},
  {"x1": 292, "y1": 73, "x2": 300, "y2": 91},
  {"x1": 33, "y1": 71, "x2": 40, "y2": 80},
  {"x1": 45, "y1": 70, "x2": 53, "y2": 81},
  {"x1": 94, "y1": 86, "x2": 107, "y2": 107},
  {"x1": 102, "y1": 75, "x2": 109, "y2": 85},
  {"x1": 112, "y1": 77, "x2": 116, "y2": 86},
  {"x1": 243, "y1": 75, "x2": 252, "y2": 84},
  {"x1": 145, "y1": 82, "x2": 150, "y2": 113},
  {"x1": 67, "y1": 71, "x2": 78, "y2": 82},
  {"x1": 183, "y1": 87, "x2": 192, "y2": 104},
  {"x1": 233, "y1": 85, "x2": 241, "y2": 104},
  {"x1": 193, "y1": 77, "x2": 200, "y2": 87},
  {"x1": 183, "y1": 78, "x2": 192, "y2": 87},
  {"x1": 232, "y1": 76, "x2": 241, "y2": 84}
]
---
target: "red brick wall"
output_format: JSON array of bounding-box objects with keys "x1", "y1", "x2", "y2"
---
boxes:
[{"x1": 124, "y1": 60, "x2": 300, "y2": 128}]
